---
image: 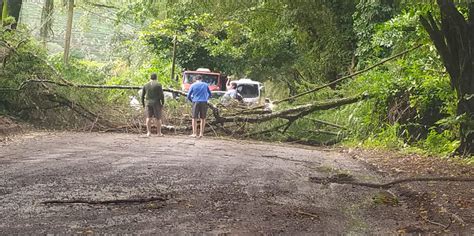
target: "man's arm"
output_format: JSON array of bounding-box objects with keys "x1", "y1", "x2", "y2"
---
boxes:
[
  {"x1": 158, "y1": 85, "x2": 165, "y2": 106},
  {"x1": 187, "y1": 86, "x2": 193, "y2": 102},
  {"x1": 141, "y1": 87, "x2": 146, "y2": 107},
  {"x1": 207, "y1": 87, "x2": 212, "y2": 98}
]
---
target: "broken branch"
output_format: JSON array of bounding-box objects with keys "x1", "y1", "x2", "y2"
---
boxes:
[
  {"x1": 42, "y1": 196, "x2": 168, "y2": 205},
  {"x1": 309, "y1": 175, "x2": 474, "y2": 189},
  {"x1": 274, "y1": 44, "x2": 423, "y2": 105},
  {"x1": 304, "y1": 117, "x2": 347, "y2": 130}
]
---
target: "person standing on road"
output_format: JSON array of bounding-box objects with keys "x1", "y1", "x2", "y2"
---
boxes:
[
  {"x1": 141, "y1": 73, "x2": 165, "y2": 137},
  {"x1": 187, "y1": 75, "x2": 211, "y2": 138}
]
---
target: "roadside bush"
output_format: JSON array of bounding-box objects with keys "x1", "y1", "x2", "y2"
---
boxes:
[
  {"x1": 421, "y1": 129, "x2": 459, "y2": 156},
  {"x1": 336, "y1": 10, "x2": 458, "y2": 154}
]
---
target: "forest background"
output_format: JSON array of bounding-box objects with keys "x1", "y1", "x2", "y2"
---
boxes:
[{"x1": 0, "y1": 0, "x2": 473, "y2": 159}]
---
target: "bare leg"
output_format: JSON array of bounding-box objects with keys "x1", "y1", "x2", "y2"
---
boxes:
[
  {"x1": 151, "y1": 118, "x2": 157, "y2": 134},
  {"x1": 146, "y1": 118, "x2": 152, "y2": 137},
  {"x1": 191, "y1": 118, "x2": 197, "y2": 137},
  {"x1": 199, "y1": 118, "x2": 206, "y2": 137},
  {"x1": 157, "y1": 119, "x2": 163, "y2": 136}
]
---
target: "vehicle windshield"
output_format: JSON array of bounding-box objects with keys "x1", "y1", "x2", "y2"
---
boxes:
[
  {"x1": 236, "y1": 84, "x2": 259, "y2": 98},
  {"x1": 184, "y1": 73, "x2": 218, "y2": 86}
]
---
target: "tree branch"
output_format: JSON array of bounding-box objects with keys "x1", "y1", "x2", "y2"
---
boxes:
[
  {"x1": 214, "y1": 94, "x2": 367, "y2": 124},
  {"x1": 0, "y1": 79, "x2": 186, "y2": 95},
  {"x1": 84, "y1": 1, "x2": 118, "y2": 9},
  {"x1": 245, "y1": 44, "x2": 422, "y2": 112},
  {"x1": 310, "y1": 174, "x2": 474, "y2": 189},
  {"x1": 273, "y1": 44, "x2": 422, "y2": 105},
  {"x1": 42, "y1": 196, "x2": 168, "y2": 205},
  {"x1": 244, "y1": 122, "x2": 289, "y2": 137},
  {"x1": 304, "y1": 117, "x2": 347, "y2": 130}
]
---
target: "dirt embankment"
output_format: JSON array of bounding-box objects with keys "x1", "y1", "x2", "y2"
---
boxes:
[
  {"x1": 0, "y1": 116, "x2": 22, "y2": 135},
  {"x1": 0, "y1": 116, "x2": 26, "y2": 143},
  {"x1": 0, "y1": 131, "x2": 472, "y2": 234}
]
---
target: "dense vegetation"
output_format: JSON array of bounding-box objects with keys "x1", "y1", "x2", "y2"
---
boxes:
[{"x1": 0, "y1": 0, "x2": 472, "y2": 157}]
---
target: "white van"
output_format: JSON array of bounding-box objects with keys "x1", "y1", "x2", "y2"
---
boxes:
[{"x1": 233, "y1": 78, "x2": 263, "y2": 104}]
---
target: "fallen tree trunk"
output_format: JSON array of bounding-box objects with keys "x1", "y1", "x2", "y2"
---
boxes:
[
  {"x1": 277, "y1": 45, "x2": 421, "y2": 105},
  {"x1": 214, "y1": 94, "x2": 367, "y2": 124},
  {"x1": 100, "y1": 95, "x2": 363, "y2": 135},
  {"x1": 0, "y1": 80, "x2": 367, "y2": 140},
  {"x1": 1, "y1": 37, "x2": 375, "y2": 142},
  {"x1": 0, "y1": 79, "x2": 186, "y2": 95},
  {"x1": 245, "y1": 44, "x2": 423, "y2": 112}
]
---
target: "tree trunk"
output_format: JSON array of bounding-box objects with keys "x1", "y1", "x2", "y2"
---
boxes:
[
  {"x1": 1, "y1": 0, "x2": 6, "y2": 25},
  {"x1": 40, "y1": 0, "x2": 54, "y2": 46},
  {"x1": 6, "y1": 0, "x2": 21, "y2": 29},
  {"x1": 0, "y1": 0, "x2": 3, "y2": 20},
  {"x1": 171, "y1": 35, "x2": 177, "y2": 82},
  {"x1": 64, "y1": 0, "x2": 74, "y2": 64},
  {"x1": 420, "y1": 0, "x2": 474, "y2": 155},
  {"x1": 457, "y1": 71, "x2": 474, "y2": 155}
]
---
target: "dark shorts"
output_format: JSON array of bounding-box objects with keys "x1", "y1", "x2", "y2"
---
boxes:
[
  {"x1": 145, "y1": 103, "x2": 162, "y2": 119},
  {"x1": 192, "y1": 102, "x2": 208, "y2": 119}
]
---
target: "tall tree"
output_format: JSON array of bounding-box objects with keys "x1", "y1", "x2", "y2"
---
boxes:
[
  {"x1": 40, "y1": 0, "x2": 54, "y2": 45},
  {"x1": 64, "y1": 0, "x2": 74, "y2": 64},
  {"x1": 420, "y1": 0, "x2": 474, "y2": 155}
]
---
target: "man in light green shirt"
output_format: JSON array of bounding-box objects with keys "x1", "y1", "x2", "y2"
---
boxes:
[{"x1": 141, "y1": 73, "x2": 165, "y2": 137}]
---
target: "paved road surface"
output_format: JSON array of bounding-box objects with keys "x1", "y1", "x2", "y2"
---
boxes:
[{"x1": 0, "y1": 132, "x2": 419, "y2": 234}]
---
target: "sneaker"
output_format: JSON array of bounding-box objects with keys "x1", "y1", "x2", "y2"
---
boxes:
[
  {"x1": 189, "y1": 134, "x2": 197, "y2": 138},
  {"x1": 146, "y1": 132, "x2": 151, "y2": 137}
]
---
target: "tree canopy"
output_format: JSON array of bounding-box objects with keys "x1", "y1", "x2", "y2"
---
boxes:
[{"x1": 0, "y1": 0, "x2": 473, "y2": 156}]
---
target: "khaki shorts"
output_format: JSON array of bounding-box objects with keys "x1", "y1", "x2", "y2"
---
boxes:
[
  {"x1": 145, "y1": 103, "x2": 162, "y2": 119},
  {"x1": 192, "y1": 102, "x2": 208, "y2": 119}
]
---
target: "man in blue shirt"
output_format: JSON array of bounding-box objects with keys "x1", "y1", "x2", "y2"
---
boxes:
[{"x1": 187, "y1": 75, "x2": 212, "y2": 138}]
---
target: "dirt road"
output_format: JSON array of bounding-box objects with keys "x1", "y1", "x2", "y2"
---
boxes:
[{"x1": 0, "y1": 132, "x2": 471, "y2": 234}]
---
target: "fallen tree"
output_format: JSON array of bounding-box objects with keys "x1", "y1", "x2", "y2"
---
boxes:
[
  {"x1": 0, "y1": 79, "x2": 186, "y2": 95},
  {"x1": 0, "y1": 39, "x2": 421, "y2": 140},
  {"x1": 213, "y1": 94, "x2": 367, "y2": 124},
  {"x1": 0, "y1": 78, "x2": 368, "y2": 135}
]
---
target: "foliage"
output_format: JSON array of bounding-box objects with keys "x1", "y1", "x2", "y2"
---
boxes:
[
  {"x1": 2, "y1": 0, "x2": 470, "y2": 157},
  {"x1": 422, "y1": 129, "x2": 459, "y2": 156},
  {"x1": 0, "y1": 28, "x2": 49, "y2": 113},
  {"x1": 141, "y1": 12, "x2": 236, "y2": 73},
  {"x1": 134, "y1": 0, "x2": 358, "y2": 87},
  {"x1": 102, "y1": 1, "x2": 467, "y2": 156},
  {"x1": 353, "y1": 0, "x2": 396, "y2": 64},
  {"x1": 336, "y1": 8, "x2": 458, "y2": 155}
]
